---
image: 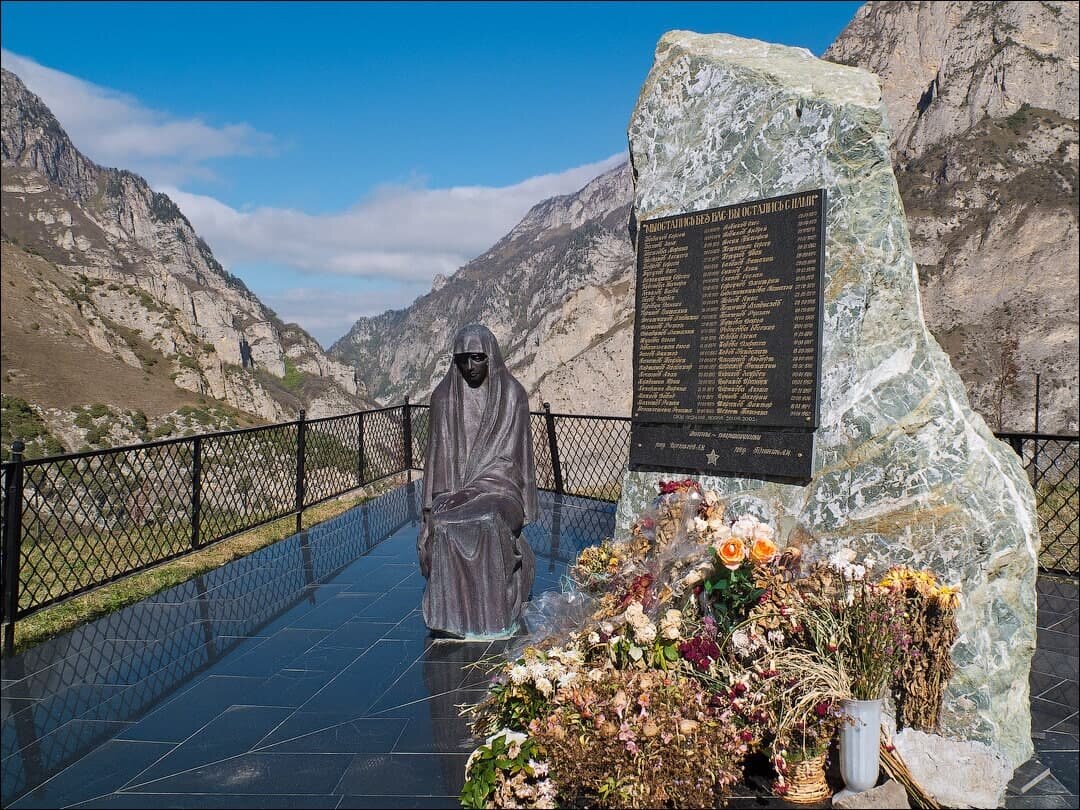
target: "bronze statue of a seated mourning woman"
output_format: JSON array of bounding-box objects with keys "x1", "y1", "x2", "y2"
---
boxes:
[{"x1": 417, "y1": 324, "x2": 537, "y2": 638}]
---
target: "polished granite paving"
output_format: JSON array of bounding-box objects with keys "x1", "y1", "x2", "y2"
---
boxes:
[
  {"x1": 1, "y1": 484, "x2": 616, "y2": 808},
  {"x1": 1004, "y1": 575, "x2": 1080, "y2": 809},
  {"x1": 1, "y1": 482, "x2": 1076, "y2": 808}
]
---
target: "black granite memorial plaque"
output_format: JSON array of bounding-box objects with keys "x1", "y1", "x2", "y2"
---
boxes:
[{"x1": 629, "y1": 190, "x2": 825, "y2": 482}]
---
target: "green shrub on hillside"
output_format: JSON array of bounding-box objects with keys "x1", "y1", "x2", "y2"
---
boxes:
[{"x1": 1, "y1": 395, "x2": 65, "y2": 460}]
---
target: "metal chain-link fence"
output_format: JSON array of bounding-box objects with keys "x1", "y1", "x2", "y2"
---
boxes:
[
  {"x1": 996, "y1": 432, "x2": 1079, "y2": 575},
  {"x1": 3, "y1": 405, "x2": 1076, "y2": 639}
]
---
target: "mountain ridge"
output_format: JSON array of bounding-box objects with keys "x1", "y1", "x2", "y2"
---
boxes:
[{"x1": 2, "y1": 66, "x2": 373, "y2": 455}]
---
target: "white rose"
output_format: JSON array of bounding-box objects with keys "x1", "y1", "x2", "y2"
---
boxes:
[
  {"x1": 587, "y1": 631, "x2": 601, "y2": 645},
  {"x1": 712, "y1": 523, "x2": 732, "y2": 542},
  {"x1": 624, "y1": 602, "x2": 649, "y2": 630},
  {"x1": 635, "y1": 622, "x2": 657, "y2": 644},
  {"x1": 534, "y1": 676, "x2": 554, "y2": 697},
  {"x1": 693, "y1": 516, "x2": 709, "y2": 535},
  {"x1": 707, "y1": 517, "x2": 726, "y2": 532},
  {"x1": 751, "y1": 523, "x2": 775, "y2": 543},
  {"x1": 600, "y1": 621, "x2": 615, "y2": 635},
  {"x1": 732, "y1": 516, "x2": 758, "y2": 539},
  {"x1": 731, "y1": 630, "x2": 751, "y2": 654},
  {"x1": 489, "y1": 729, "x2": 527, "y2": 747},
  {"x1": 829, "y1": 548, "x2": 857, "y2": 568}
]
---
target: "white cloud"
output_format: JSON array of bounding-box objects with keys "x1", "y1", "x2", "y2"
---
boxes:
[
  {"x1": 196, "y1": 151, "x2": 625, "y2": 345},
  {"x1": 262, "y1": 286, "x2": 430, "y2": 347},
  {"x1": 159, "y1": 151, "x2": 626, "y2": 283},
  {"x1": 2, "y1": 48, "x2": 627, "y2": 345},
  {"x1": 1, "y1": 49, "x2": 274, "y2": 184}
]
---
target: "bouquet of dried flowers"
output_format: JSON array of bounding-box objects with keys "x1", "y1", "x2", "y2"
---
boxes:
[
  {"x1": 879, "y1": 566, "x2": 961, "y2": 730},
  {"x1": 461, "y1": 730, "x2": 556, "y2": 809},
  {"x1": 461, "y1": 480, "x2": 962, "y2": 809},
  {"x1": 798, "y1": 552, "x2": 912, "y2": 701},
  {"x1": 528, "y1": 668, "x2": 744, "y2": 809},
  {"x1": 570, "y1": 540, "x2": 629, "y2": 594}
]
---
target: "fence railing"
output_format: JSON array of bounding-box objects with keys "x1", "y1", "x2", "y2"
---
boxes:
[
  {"x1": 995, "y1": 431, "x2": 1079, "y2": 576},
  {"x1": 1, "y1": 403, "x2": 1075, "y2": 646}
]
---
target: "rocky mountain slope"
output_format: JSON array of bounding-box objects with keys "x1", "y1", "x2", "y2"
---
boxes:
[
  {"x1": 332, "y1": 163, "x2": 637, "y2": 415},
  {"x1": 333, "y1": 1, "x2": 1078, "y2": 433},
  {"x1": 2, "y1": 67, "x2": 372, "y2": 454},
  {"x1": 825, "y1": 0, "x2": 1078, "y2": 432}
]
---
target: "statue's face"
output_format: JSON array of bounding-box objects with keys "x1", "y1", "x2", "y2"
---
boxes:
[{"x1": 454, "y1": 352, "x2": 488, "y2": 388}]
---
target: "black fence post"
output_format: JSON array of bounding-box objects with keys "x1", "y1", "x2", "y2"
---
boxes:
[
  {"x1": 403, "y1": 396, "x2": 413, "y2": 483},
  {"x1": 543, "y1": 403, "x2": 565, "y2": 495},
  {"x1": 295, "y1": 409, "x2": 307, "y2": 534},
  {"x1": 1034, "y1": 374, "x2": 1042, "y2": 488},
  {"x1": 190, "y1": 436, "x2": 202, "y2": 550},
  {"x1": 357, "y1": 410, "x2": 366, "y2": 487},
  {"x1": 2, "y1": 440, "x2": 26, "y2": 655},
  {"x1": 1005, "y1": 435, "x2": 1024, "y2": 458}
]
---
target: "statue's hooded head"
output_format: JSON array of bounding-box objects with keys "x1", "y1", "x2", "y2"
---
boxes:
[{"x1": 451, "y1": 324, "x2": 504, "y2": 388}]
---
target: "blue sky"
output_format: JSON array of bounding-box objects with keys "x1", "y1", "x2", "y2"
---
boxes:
[{"x1": 2, "y1": 1, "x2": 862, "y2": 346}]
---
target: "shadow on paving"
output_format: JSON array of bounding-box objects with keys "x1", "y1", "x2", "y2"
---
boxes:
[{"x1": 1, "y1": 482, "x2": 1076, "y2": 808}]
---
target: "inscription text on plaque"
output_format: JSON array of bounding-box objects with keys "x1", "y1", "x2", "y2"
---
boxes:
[{"x1": 629, "y1": 190, "x2": 826, "y2": 481}]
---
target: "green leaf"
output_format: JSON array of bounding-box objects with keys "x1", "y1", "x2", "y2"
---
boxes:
[
  {"x1": 664, "y1": 644, "x2": 679, "y2": 661},
  {"x1": 629, "y1": 645, "x2": 643, "y2": 661}
]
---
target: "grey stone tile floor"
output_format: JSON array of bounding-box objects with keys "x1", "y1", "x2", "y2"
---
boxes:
[{"x1": 1, "y1": 481, "x2": 1076, "y2": 808}]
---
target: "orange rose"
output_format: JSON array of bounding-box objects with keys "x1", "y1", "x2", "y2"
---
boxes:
[
  {"x1": 718, "y1": 537, "x2": 746, "y2": 570},
  {"x1": 749, "y1": 537, "x2": 779, "y2": 565}
]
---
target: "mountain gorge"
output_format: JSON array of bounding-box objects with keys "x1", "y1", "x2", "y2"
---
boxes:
[
  {"x1": 1, "y1": 67, "x2": 372, "y2": 456},
  {"x1": 332, "y1": 164, "x2": 637, "y2": 415},
  {"x1": 332, "y1": 0, "x2": 1078, "y2": 434}
]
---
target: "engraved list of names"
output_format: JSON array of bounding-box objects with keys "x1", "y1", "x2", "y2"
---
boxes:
[{"x1": 630, "y1": 190, "x2": 826, "y2": 481}]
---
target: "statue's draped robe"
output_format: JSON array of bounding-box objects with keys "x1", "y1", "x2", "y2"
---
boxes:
[{"x1": 418, "y1": 325, "x2": 538, "y2": 636}]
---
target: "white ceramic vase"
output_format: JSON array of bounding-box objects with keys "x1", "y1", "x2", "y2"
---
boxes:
[{"x1": 839, "y1": 698, "x2": 881, "y2": 794}]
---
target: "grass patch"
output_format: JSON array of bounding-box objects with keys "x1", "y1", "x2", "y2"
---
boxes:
[
  {"x1": 281, "y1": 357, "x2": 304, "y2": 392},
  {"x1": 7, "y1": 478, "x2": 404, "y2": 655}
]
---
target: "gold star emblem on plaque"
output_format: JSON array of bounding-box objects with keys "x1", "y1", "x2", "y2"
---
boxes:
[{"x1": 705, "y1": 449, "x2": 719, "y2": 465}]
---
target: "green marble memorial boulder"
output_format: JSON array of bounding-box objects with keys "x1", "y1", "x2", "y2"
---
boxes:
[{"x1": 617, "y1": 31, "x2": 1039, "y2": 768}]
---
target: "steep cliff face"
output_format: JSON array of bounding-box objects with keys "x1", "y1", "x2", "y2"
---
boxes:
[
  {"x1": 825, "y1": 0, "x2": 1079, "y2": 432},
  {"x1": 332, "y1": 164, "x2": 637, "y2": 414},
  {"x1": 1, "y1": 67, "x2": 372, "y2": 447},
  {"x1": 332, "y1": 2, "x2": 1077, "y2": 435}
]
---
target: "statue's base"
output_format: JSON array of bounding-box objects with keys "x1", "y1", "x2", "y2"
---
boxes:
[{"x1": 429, "y1": 622, "x2": 520, "y2": 643}]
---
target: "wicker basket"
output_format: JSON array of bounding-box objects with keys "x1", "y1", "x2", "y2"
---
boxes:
[{"x1": 784, "y1": 751, "x2": 831, "y2": 804}]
